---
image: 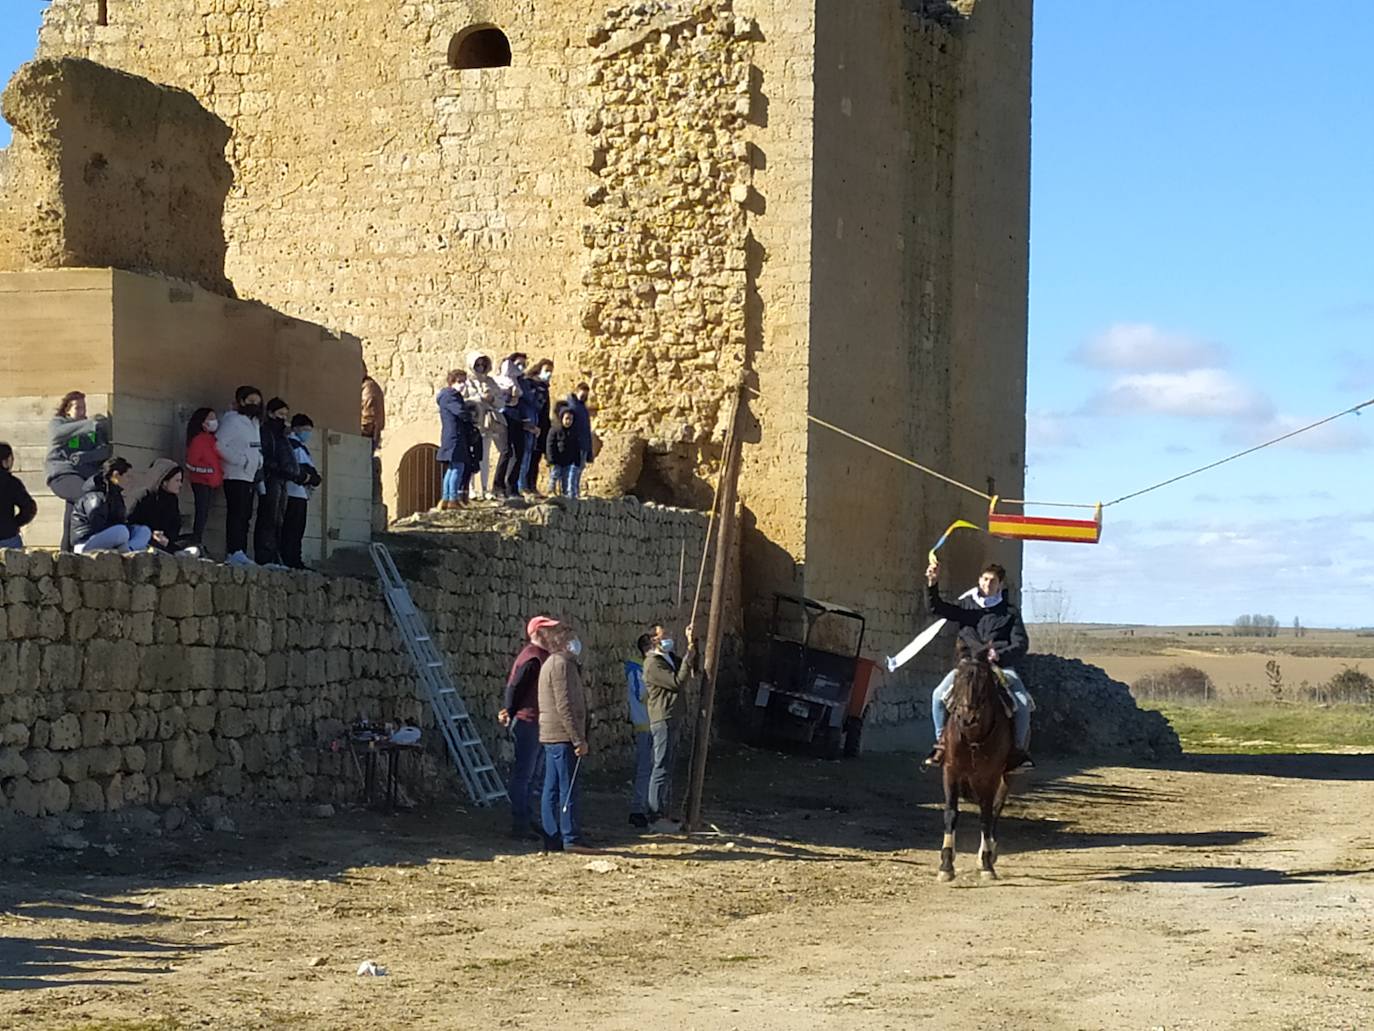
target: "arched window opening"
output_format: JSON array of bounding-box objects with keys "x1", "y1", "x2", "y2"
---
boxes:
[
  {"x1": 448, "y1": 26, "x2": 512, "y2": 70},
  {"x1": 396, "y1": 443, "x2": 442, "y2": 519}
]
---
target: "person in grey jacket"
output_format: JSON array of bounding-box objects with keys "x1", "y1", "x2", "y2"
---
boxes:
[
  {"x1": 45, "y1": 391, "x2": 111, "y2": 552},
  {"x1": 216, "y1": 385, "x2": 264, "y2": 567},
  {"x1": 643, "y1": 623, "x2": 698, "y2": 828}
]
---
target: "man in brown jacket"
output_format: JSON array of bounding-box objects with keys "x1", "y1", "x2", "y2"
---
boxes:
[{"x1": 537, "y1": 625, "x2": 599, "y2": 853}]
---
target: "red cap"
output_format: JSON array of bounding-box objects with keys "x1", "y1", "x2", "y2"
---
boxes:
[{"x1": 527, "y1": 615, "x2": 561, "y2": 638}]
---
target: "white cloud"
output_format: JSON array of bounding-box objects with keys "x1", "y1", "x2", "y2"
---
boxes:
[
  {"x1": 1089, "y1": 368, "x2": 1274, "y2": 420},
  {"x1": 1228, "y1": 412, "x2": 1370, "y2": 453},
  {"x1": 1075, "y1": 323, "x2": 1225, "y2": 371},
  {"x1": 1025, "y1": 411, "x2": 1079, "y2": 449}
]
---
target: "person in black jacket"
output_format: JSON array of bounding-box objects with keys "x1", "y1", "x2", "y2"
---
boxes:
[
  {"x1": 70, "y1": 457, "x2": 153, "y2": 554},
  {"x1": 0, "y1": 443, "x2": 38, "y2": 549},
  {"x1": 254, "y1": 397, "x2": 299, "y2": 568},
  {"x1": 544, "y1": 405, "x2": 581, "y2": 496},
  {"x1": 128, "y1": 459, "x2": 198, "y2": 556},
  {"x1": 923, "y1": 560, "x2": 1034, "y2": 773}
]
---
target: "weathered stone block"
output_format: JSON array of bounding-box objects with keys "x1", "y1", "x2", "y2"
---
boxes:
[
  {"x1": 48, "y1": 712, "x2": 81, "y2": 750},
  {"x1": 22, "y1": 748, "x2": 60, "y2": 781}
]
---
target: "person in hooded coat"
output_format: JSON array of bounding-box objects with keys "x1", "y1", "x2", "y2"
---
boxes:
[
  {"x1": 462, "y1": 352, "x2": 505, "y2": 500},
  {"x1": 436, "y1": 370, "x2": 478, "y2": 510},
  {"x1": 128, "y1": 459, "x2": 197, "y2": 555},
  {"x1": 0, "y1": 443, "x2": 38, "y2": 549},
  {"x1": 255, "y1": 397, "x2": 300, "y2": 568},
  {"x1": 70, "y1": 457, "x2": 153, "y2": 554}
]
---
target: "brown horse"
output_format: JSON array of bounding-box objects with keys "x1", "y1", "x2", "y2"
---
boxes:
[{"x1": 937, "y1": 643, "x2": 1014, "y2": 882}]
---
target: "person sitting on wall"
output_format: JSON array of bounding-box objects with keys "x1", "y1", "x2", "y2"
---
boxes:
[
  {"x1": 217, "y1": 386, "x2": 264, "y2": 568},
  {"x1": 184, "y1": 408, "x2": 224, "y2": 550},
  {"x1": 923, "y1": 560, "x2": 1034, "y2": 773},
  {"x1": 254, "y1": 397, "x2": 299, "y2": 570},
  {"x1": 128, "y1": 459, "x2": 200, "y2": 556},
  {"x1": 0, "y1": 443, "x2": 38, "y2": 550},
  {"x1": 45, "y1": 390, "x2": 112, "y2": 553},
  {"x1": 70, "y1": 457, "x2": 153, "y2": 555},
  {"x1": 282, "y1": 414, "x2": 322, "y2": 570}
]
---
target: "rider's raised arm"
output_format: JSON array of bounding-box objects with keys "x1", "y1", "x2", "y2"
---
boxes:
[{"x1": 926, "y1": 582, "x2": 969, "y2": 623}]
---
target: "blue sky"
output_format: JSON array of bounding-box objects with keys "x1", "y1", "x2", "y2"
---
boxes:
[{"x1": 1, "y1": 2, "x2": 1370, "y2": 626}]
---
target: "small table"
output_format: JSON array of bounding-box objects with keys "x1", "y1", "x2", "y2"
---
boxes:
[{"x1": 352, "y1": 738, "x2": 422, "y2": 813}]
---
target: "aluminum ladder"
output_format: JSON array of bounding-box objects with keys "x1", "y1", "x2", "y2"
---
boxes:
[{"x1": 370, "y1": 543, "x2": 509, "y2": 807}]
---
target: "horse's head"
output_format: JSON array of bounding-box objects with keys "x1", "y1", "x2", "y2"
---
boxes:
[{"x1": 949, "y1": 640, "x2": 996, "y2": 717}]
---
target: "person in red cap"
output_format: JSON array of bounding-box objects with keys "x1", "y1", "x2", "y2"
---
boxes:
[{"x1": 499, "y1": 615, "x2": 558, "y2": 838}]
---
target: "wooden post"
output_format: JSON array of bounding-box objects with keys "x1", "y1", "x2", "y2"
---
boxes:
[
  {"x1": 688, "y1": 384, "x2": 743, "y2": 631},
  {"x1": 683, "y1": 389, "x2": 745, "y2": 832}
]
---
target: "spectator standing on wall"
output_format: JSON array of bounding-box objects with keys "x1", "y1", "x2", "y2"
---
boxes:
[
  {"x1": 643, "y1": 623, "x2": 699, "y2": 829},
  {"x1": 499, "y1": 616, "x2": 558, "y2": 840},
  {"x1": 217, "y1": 385, "x2": 264, "y2": 568},
  {"x1": 128, "y1": 459, "x2": 198, "y2": 556},
  {"x1": 361, "y1": 365, "x2": 386, "y2": 451},
  {"x1": 282, "y1": 414, "x2": 321, "y2": 570},
  {"x1": 45, "y1": 390, "x2": 111, "y2": 552},
  {"x1": 524, "y1": 359, "x2": 554, "y2": 496},
  {"x1": 537, "y1": 622, "x2": 601, "y2": 855},
  {"x1": 544, "y1": 404, "x2": 580, "y2": 497},
  {"x1": 463, "y1": 352, "x2": 504, "y2": 501},
  {"x1": 563, "y1": 382, "x2": 595, "y2": 499},
  {"x1": 492, "y1": 353, "x2": 527, "y2": 499},
  {"x1": 0, "y1": 443, "x2": 38, "y2": 550},
  {"x1": 436, "y1": 370, "x2": 475, "y2": 511},
  {"x1": 184, "y1": 408, "x2": 223, "y2": 549},
  {"x1": 70, "y1": 457, "x2": 152, "y2": 555},
  {"x1": 626, "y1": 633, "x2": 655, "y2": 830},
  {"x1": 255, "y1": 397, "x2": 299, "y2": 570}
]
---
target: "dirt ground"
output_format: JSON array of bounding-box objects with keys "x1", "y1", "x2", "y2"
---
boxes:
[{"x1": 2, "y1": 746, "x2": 1371, "y2": 1031}]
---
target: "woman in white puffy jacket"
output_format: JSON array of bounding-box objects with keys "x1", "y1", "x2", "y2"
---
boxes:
[
  {"x1": 215, "y1": 385, "x2": 264, "y2": 565},
  {"x1": 463, "y1": 352, "x2": 506, "y2": 500}
]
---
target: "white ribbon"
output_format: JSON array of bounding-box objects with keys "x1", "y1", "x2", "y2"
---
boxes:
[{"x1": 885, "y1": 618, "x2": 946, "y2": 673}]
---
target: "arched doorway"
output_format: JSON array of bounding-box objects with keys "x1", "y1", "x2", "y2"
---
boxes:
[
  {"x1": 448, "y1": 26, "x2": 512, "y2": 69},
  {"x1": 396, "y1": 443, "x2": 441, "y2": 518}
]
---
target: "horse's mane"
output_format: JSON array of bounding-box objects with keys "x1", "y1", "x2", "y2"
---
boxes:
[{"x1": 946, "y1": 641, "x2": 1001, "y2": 743}]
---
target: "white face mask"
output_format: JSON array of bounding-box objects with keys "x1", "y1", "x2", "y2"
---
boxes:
[
  {"x1": 658, "y1": 638, "x2": 675, "y2": 654},
  {"x1": 568, "y1": 638, "x2": 583, "y2": 657},
  {"x1": 539, "y1": 370, "x2": 552, "y2": 382},
  {"x1": 205, "y1": 419, "x2": 219, "y2": 433}
]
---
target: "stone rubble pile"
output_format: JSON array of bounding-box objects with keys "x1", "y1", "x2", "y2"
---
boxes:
[{"x1": 1020, "y1": 653, "x2": 1182, "y2": 760}]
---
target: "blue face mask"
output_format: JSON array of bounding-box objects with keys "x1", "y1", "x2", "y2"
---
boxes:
[{"x1": 297, "y1": 430, "x2": 313, "y2": 443}]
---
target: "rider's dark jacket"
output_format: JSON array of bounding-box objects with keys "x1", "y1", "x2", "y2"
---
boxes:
[{"x1": 927, "y1": 584, "x2": 1029, "y2": 668}]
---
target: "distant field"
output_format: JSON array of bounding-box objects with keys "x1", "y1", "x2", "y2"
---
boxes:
[{"x1": 1145, "y1": 702, "x2": 1374, "y2": 754}]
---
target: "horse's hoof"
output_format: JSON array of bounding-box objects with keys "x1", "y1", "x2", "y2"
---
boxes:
[
  {"x1": 980, "y1": 868, "x2": 999, "y2": 881},
  {"x1": 936, "y1": 869, "x2": 955, "y2": 883}
]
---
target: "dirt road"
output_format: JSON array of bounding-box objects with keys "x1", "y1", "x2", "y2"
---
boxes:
[{"x1": 1, "y1": 748, "x2": 1370, "y2": 1030}]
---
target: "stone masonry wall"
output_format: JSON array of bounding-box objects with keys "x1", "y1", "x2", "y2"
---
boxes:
[
  {"x1": 0, "y1": 58, "x2": 233, "y2": 295},
  {"x1": 0, "y1": 499, "x2": 721, "y2": 820}
]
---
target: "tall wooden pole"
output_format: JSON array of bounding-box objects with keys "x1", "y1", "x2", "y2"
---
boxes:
[
  {"x1": 683, "y1": 385, "x2": 745, "y2": 832},
  {"x1": 688, "y1": 384, "x2": 743, "y2": 632}
]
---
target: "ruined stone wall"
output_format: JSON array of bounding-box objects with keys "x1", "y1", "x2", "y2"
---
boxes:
[
  {"x1": 0, "y1": 58, "x2": 233, "y2": 295},
  {"x1": 0, "y1": 500, "x2": 720, "y2": 819}
]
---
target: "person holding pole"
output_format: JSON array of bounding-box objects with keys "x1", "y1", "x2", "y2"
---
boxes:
[
  {"x1": 537, "y1": 623, "x2": 600, "y2": 854},
  {"x1": 643, "y1": 623, "x2": 698, "y2": 830}
]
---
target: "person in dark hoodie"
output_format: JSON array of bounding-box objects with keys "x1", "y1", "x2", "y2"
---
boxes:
[
  {"x1": 254, "y1": 397, "x2": 299, "y2": 569},
  {"x1": 435, "y1": 370, "x2": 477, "y2": 510},
  {"x1": 923, "y1": 560, "x2": 1033, "y2": 773},
  {"x1": 524, "y1": 359, "x2": 554, "y2": 495},
  {"x1": 128, "y1": 459, "x2": 198, "y2": 556},
  {"x1": 70, "y1": 457, "x2": 152, "y2": 555},
  {"x1": 544, "y1": 404, "x2": 581, "y2": 497},
  {"x1": 0, "y1": 443, "x2": 38, "y2": 549},
  {"x1": 45, "y1": 390, "x2": 112, "y2": 552},
  {"x1": 498, "y1": 616, "x2": 558, "y2": 840},
  {"x1": 561, "y1": 382, "x2": 594, "y2": 499}
]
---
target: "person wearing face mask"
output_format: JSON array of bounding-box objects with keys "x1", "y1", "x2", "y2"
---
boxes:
[
  {"x1": 492, "y1": 353, "x2": 527, "y2": 499},
  {"x1": 642, "y1": 622, "x2": 699, "y2": 829},
  {"x1": 254, "y1": 397, "x2": 299, "y2": 570},
  {"x1": 524, "y1": 359, "x2": 555, "y2": 496},
  {"x1": 561, "y1": 382, "x2": 595, "y2": 499},
  {"x1": 184, "y1": 408, "x2": 223, "y2": 550},
  {"x1": 537, "y1": 623, "x2": 602, "y2": 854},
  {"x1": 463, "y1": 352, "x2": 505, "y2": 500},
  {"x1": 216, "y1": 385, "x2": 265, "y2": 567},
  {"x1": 282, "y1": 414, "x2": 322, "y2": 570}
]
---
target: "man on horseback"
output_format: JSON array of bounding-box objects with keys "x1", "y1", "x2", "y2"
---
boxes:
[{"x1": 922, "y1": 560, "x2": 1034, "y2": 773}]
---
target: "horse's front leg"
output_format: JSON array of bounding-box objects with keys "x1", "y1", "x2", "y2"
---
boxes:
[
  {"x1": 977, "y1": 791, "x2": 999, "y2": 880},
  {"x1": 938, "y1": 765, "x2": 958, "y2": 882}
]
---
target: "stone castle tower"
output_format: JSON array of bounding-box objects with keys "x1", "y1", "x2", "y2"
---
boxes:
[{"x1": 27, "y1": 0, "x2": 1031, "y2": 730}]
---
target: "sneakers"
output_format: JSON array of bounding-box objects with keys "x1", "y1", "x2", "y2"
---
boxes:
[
  {"x1": 649, "y1": 816, "x2": 682, "y2": 832},
  {"x1": 922, "y1": 744, "x2": 945, "y2": 769},
  {"x1": 225, "y1": 550, "x2": 255, "y2": 568},
  {"x1": 1006, "y1": 751, "x2": 1035, "y2": 775},
  {"x1": 628, "y1": 813, "x2": 649, "y2": 829}
]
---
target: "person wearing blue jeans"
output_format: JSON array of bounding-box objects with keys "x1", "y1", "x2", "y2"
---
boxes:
[
  {"x1": 923, "y1": 559, "x2": 1034, "y2": 773},
  {"x1": 436, "y1": 371, "x2": 476, "y2": 510},
  {"x1": 537, "y1": 625, "x2": 601, "y2": 854},
  {"x1": 499, "y1": 615, "x2": 556, "y2": 838},
  {"x1": 643, "y1": 624, "x2": 698, "y2": 826},
  {"x1": 625, "y1": 642, "x2": 655, "y2": 828},
  {"x1": 69, "y1": 457, "x2": 154, "y2": 556}
]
